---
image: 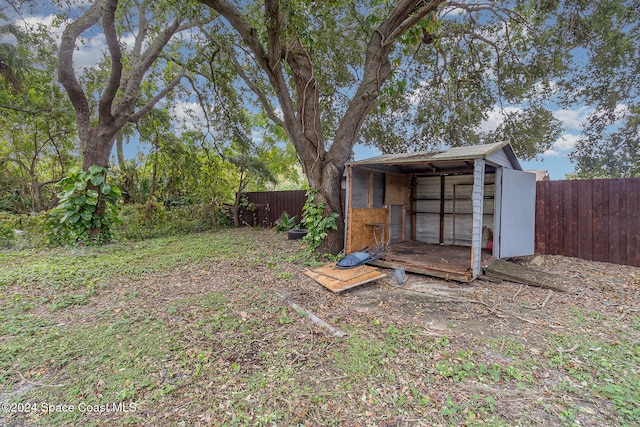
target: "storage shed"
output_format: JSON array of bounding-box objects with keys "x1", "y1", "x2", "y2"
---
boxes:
[{"x1": 344, "y1": 141, "x2": 536, "y2": 282}]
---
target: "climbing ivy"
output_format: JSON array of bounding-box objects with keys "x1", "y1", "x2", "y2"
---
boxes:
[
  {"x1": 301, "y1": 188, "x2": 339, "y2": 252},
  {"x1": 47, "y1": 165, "x2": 122, "y2": 245}
]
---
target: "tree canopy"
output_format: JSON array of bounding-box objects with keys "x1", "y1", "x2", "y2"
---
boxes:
[{"x1": 3, "y1": 0, "x2": 639, "y2": 248}]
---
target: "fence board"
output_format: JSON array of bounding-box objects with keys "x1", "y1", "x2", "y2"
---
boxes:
[
  {"x1": 535, "y1": 181, "x2": 549, "y2": 254},
  {"x1": 549, "y1": 180, "x2": 563, "y2": 254},
  {"x1": 592, "y1": 180, "x2": 608, "y2": 263},
  {"x1": 536, "y1": 178, "x2": 640, "y2": 267},
  {"x1": 620, "y1": 179, "x2": 628, "y2": 266},
  {"x1": 577, "y1": 180, "x2": 593, "y2": 261},
  {"x1": 608, "y1": 179, "x2": 621, "y2": 264},
  {"x1": 628, "y1": 180, "x2": 640, "y2": 266}
]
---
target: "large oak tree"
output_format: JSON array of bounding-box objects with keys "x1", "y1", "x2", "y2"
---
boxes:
[{"x1": 194, "y1": 0, "x2": 578, "y2": 253}]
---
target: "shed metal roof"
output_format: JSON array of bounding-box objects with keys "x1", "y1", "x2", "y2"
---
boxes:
[{"x1": 347, "y1": 141, "x2": 521, "y2": 171}]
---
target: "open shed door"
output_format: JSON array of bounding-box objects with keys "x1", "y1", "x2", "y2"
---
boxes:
[{"x1": 496, "y1": 169, "x2": 536, "y2": 258}]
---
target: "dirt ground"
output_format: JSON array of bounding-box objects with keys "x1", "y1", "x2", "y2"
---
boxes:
[
  {"x1": 2, "y1": 230, "x2": 639, "y2": 426},
  {"x1": 291, "y1": 252, "x2": 639, "y2": 351}
]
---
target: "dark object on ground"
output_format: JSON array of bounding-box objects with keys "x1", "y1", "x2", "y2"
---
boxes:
[
  {"x1": 393, "y1": 267, "x2": 407, "y2": 286},
  {"x1": 336, "y1": 247, "x2": 386, "y2": 269},
  {"x1": 336, "y1": 251, "x2": 371, "y2": 268},
  {"x1": 287, "y1": 228, "x2": 308, "y2": 240}
]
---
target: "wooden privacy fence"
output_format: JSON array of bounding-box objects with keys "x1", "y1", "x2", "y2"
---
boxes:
[
  {"x1": 242, "y1": 179, "x2": 640, "y2": 267},
  {"x1": 536, "y1": 178, "x2": 640, "y2": 267},
  {"x1": 239, "y1": 190, "x2": 307, "y2": 227}
]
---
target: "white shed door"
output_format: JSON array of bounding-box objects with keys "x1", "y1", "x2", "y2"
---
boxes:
[{"x1": 497, "y1": 169, "x2": 536, "y2": 258}]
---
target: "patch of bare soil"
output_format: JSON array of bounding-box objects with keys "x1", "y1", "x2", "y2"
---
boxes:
[{"x1": 3, "y1": 230, "x2": 639, "y2": 426}]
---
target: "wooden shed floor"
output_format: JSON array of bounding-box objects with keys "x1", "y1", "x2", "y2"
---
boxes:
[{"x1": 370, "y1": 241, "x2": 494, "y2": 282}]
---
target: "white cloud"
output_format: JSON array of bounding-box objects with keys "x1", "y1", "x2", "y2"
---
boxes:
[
  {"x1": 477, "y1": 106, "x2": 523, "y2": 133},
  {"x1": 171, "y1": 101, "x2": 205, "y2": 131},
  {"x1": 552, "y1": 106, "x2": 592, "y2": 130},
  {"x1": 554, "y1": 133, "x2": 580, "y2": 152},
  {"x1": 542, "y1": 133, "x2": 580, "y2": 158},
  {"x1": 543, "y1": 148, "x2": 562, "y2": 157}
]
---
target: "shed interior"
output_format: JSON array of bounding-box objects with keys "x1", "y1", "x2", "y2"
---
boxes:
[{"x1": 346, "y1": 158, "x2": 497, "y2": 282}]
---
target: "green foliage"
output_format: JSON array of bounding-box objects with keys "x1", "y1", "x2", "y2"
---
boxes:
[
  {"x1": 46, "y1": 166, "x2": 122, "y2": 245},
  {"x1": 114, "y1": 202, "x2": 224, "y2": 241},
  {"x1": 300, "y1": 188, "x2": 339, "y2": 252},
  {"x1": 274, "y1": 211, "x2": 297, "y2": 233},
  {"x1": 0, "y1": 214, "x2": 14, "y2": 247}
]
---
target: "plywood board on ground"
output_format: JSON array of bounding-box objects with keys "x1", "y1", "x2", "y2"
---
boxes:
[
  {"x1": 483, "y1": 259, "x2": 567, "y2": 292},
  {"x1": 305, "y1": 263, "x2": 387, "y2": 293}
]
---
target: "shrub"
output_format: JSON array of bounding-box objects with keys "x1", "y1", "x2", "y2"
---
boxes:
[
  {"x1": 46, "y1": 166, "x2": 122, "y2": 245},
  {"x1": 300, "y1": 188, "x2": 339, "y2": 252},
  {"x1": 274, "y1": 212, "x2": 297, "y2": 233},
  {"x1": 113, "y1": 202, "x2": 226, "y2": 241}
]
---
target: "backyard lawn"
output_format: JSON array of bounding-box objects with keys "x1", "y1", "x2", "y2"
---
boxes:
[{"x1": 1, "y1": 228, "x2": 639, "y2": 426}]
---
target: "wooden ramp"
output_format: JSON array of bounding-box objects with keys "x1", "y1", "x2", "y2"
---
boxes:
[
  {"x1": 304, "y1": 263, "x2": 387, "y2": 293},
  {"x1": 484, "y1": 259, "x2": 567, "y2": 292}
]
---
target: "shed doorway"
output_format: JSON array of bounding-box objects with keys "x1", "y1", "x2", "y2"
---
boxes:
[{"x1": 344, "y1": 142, "x2": 536, "y2": 282}]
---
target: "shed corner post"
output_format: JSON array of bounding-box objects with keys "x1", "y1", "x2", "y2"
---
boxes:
[
  {"x1": 471, "y1": 158, "x2": 486, "y2": 278},
  {"x1": 344, "y1": 165, "x2": 352, "y2": 253}
]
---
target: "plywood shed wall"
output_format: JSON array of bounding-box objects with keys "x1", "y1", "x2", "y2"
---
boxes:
[{"x1": 414, "y1": 173, "x2": 495, "y2": 247}]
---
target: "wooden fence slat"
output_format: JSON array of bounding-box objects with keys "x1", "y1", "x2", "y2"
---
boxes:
[
  {"x1": 564, "y1": 180, "x2": 579, "y2": 258},
  {"x1": 549, "y1": 180, "x2": 563, "y2": 255},
  {"x1": 576, "y1": 180, "x2": 593, "y2": 261},
  {"x1": 608, "y1": 179, "x2": 620, "y2": 264},
  {"x1": 535, "y1": 181, "x2": 549, "y2": 254},
  {"x1": 592, "y1": 180, "x2": 608, "y2": 263},
  {"x1": 627, "y1": 179, "x2": 640, "y2": 267},
  {"x1": 620, "y1": 180, "x2": 628, "y2": 266}
]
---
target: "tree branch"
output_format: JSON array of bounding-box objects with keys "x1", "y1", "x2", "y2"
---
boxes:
[
  {"x1": 99, "y1": 0, "x2": 123, "y2": 124},
  {"x1": 128, "y1": 68, "x2": 187, "y2": 123},
  {"x1": 58, "y1": 0, "x2": 104, "y2": 147},
  {"x1": 197, "y1": 24, "x2": 284, "y2": 127}
]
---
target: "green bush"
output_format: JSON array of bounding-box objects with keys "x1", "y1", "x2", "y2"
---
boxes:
[
  {"x1": 300, "y1": 188, "x2": 339, "y2": 252},
  {"x1": 113, "y1": 202, "x2": 226, "y2": 241},
  {"x1": 274, "y1": 212, "x2": 297, "y2": 232},
  {"x1": 0, "y1": 212, "x2": 49, "y2": 248},
  {"x1": 46, "y1": 166, "x2": 122, "y2": 245},
  {"x1": 0, "y1": 214, "x2": 15, "y2": 247}
]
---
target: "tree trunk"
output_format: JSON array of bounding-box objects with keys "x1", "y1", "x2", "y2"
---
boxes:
[
  {"x1": 304, "y1": 158, "x2": 345, "y2": 254},
  {"x1": 81, "y1": 132, "x2": 117, "y2": 170},
  {"x1": 233, "y1": 173, "x2": 246, "y2": 228}
]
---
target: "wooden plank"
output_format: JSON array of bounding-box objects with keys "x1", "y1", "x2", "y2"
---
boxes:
[
  {"x1": 535, "y1": 181, "x2": 549, "y2": 254},
  {"x1": 312, "y1": 264, "x2": 379, "y2": 281},
  {"x1": 619, "y1": 179, "x2": 628, "y2": 265},
  {"x1": 564, "y1": 180, "x2": 579, "y2": 258},
  {"x1": 577, "y1": 180, "x2": 593, "y2": 261},
  {"x1": 367, "y1": 171, "x2": 374, "y2": 208},
  {"x1": 608, "y1": 179, "x2": 621, "y2": 265},
  {"x1": 484, "y1": 259, "x2": 567, "y2": 292},
  {"x1": 627, "y1": 179, "x2": 640, "y2": 267},
  {"x1": 385, "y1": 174, "x2": 410, "y2": 205},
  {"x1": 439, "y1": 175, "x2": 445, "y2": 244},
  {"x1": 549, "y1": 180, "x2": 563, "y2": 255},
  {"x1": 346, "y1": 208, "x2": 388, "y2": 253},
  {"x1": 411, "y1": 176, "x2": 417, "y2": 241},
  {"x1": 371, "y1": 259, "x2": 473, "y2": 282},
  {"x1": 592, "y1": 180, "x2": 608, "y2": 263},
  {"x1": 304, "y1": 264, "x2": 386, "y2": 293}
]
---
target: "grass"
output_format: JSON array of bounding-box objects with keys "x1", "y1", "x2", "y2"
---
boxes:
[{"x1": 1, "y1": 228, "x2": 639, "y2": 426}]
